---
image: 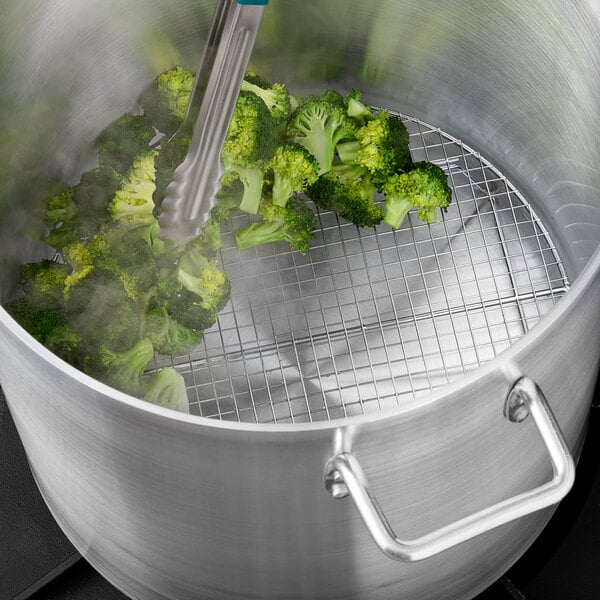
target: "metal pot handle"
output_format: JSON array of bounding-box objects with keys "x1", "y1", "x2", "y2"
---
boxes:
[{"x1": 324, "y1": 376, "x2": 575, "y2": 562}]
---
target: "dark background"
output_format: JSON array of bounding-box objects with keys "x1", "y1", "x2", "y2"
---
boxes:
[{"x1": 2, "y1": 373, "x2": 599, "y2": 600}]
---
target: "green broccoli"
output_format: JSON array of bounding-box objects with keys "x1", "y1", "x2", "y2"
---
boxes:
[
  {"x1": 44, "y1": 187, "x2": 79, "y2": 250},
  {"x1": 17, "y1": 258, "x2": 84, "y2": 366},
  {"x1": 177, "y1": 253, "x2": 231, "y2": 315},
  {"x1": 336, "y1": 109, "x2": 412, "y2": 188},
  {"x1": 303, "y1": 89, "x2": 347, "y2": 109},
  {"x1": 62, "y1": 240, "x2": 95, "y2": 298},
  {"x1": 144, "y1": 367, "x2": 189, "y2": 413},
  {"x1": 287, "y1": 93, "x2": 357, "y2": 175},
  {"x1": 166, "y1": 287, "x2": 226, "y2": 332},
  {"x1": 64, "y1": 267, "x2": 143, "y2": 353},
  {"x1": 70, "y1": 165, "x2": 123, "y2": 238},
  {"x1": 221, "y1": 90, "x2": 278, "y2": 214},
  {"x1": 143, "y1": 301, "x2": 203, "y2": 355},
  {"x1": 108, "y1": 150, "x2": 164, "y2": 253},
  {"x1": 209, "y1": 187, "x2": 240, "y2": 223},
  {"x1": 87, "y1": 228, "x2": 158, "y2": 298},
  {"x1": 6, "y1": 297, "x2": 83, "y2": 367},
  {"x1": 139, "y1": 65, "x2": 194, "y2": 133},
  {"x1": 191, "y1": 218, "x2": 225, "y2": 256},
  {"x1": 269, "y1": 143, "x2": 320, "y2": 207},
  {"x1": 98, "y1": 337, "x2": 155, "y2": 395},
  {"x1": 234, "y1": 195, "x2": 316, "y2": 254},
  {"x1": 20, "y1": 259, "x2": 70, "y2": 308},
  {"x1": 98, "y1": 114, "x2": 157, "y2": 176},
  {"x1": 8, "y1": 71, "x2": 460, "y2": 415},
  {"x1": 51, "y1": 165, "x2": 120, "y2": 243},
  {"x1": 346, "y1": 88, "x2": 375, "y2": 125},
  {"x1": 150, "y1": 232, "x2": 230, "y2": 333},
  {"x1": 381, "y1": 161, "x2": 452, "y2": 229},
  {"x1": 306, "y1": 166, "x2": 384, "y2": 228},
  {"x1": 108, "y1": 151, "x2": 157, "y2": 223},
  {"x1": 241, "y1": 73, "x2": 291, "y2": 122}
]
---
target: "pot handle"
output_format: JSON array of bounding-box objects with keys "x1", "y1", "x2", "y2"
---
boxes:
[{"x1": 324, "y1": 376, "x2": 575, "y2": 562}]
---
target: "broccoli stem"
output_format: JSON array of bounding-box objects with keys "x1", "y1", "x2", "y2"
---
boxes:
[
  {"x1": 144, "y1": 367, "x2": 189, "y2": 412},
  {"x1": 301, "y1": 128, "x2": 336, "y2": 175},
  {"x1": 336, "y1": 140, "x2": 360, "y2": 165},
  {"x1": 237, "y1": 167, "x2": 266, "y2": 214},
  {"x1": 347, "y1": 97, "x2": 375, "y2": 124},
  {"x1": 234, "y1": 220, "x2": 286, "y2": 250},
  {"x1": 271, "y1": 177, "x2": 294, "y2": 207},
  {"x1": 100, "y1": 337, "x2": 155, "y2": 395},
  {"x1": 384, "y1": 196, "x2": 414, "y2": 229}
]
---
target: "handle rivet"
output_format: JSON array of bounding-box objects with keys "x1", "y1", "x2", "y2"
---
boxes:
[
  {"x1": 330, "y1": 481, "x2": 349, "y2": 499},
  {"x1": 504, "y1": 391, "x2": 530, "y2": 423},
  {"x1": 325, "y1": 466, "x2": 349, "y2": 499}
]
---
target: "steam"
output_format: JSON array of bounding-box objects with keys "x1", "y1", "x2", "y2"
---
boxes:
[{"x1": 0, "y1": 0, "x2": 211, "y2": 301}]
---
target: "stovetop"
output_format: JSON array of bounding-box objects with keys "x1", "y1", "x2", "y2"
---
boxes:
[{"x1": 2, "y1": 379, "x2": 599, "y2": 600}]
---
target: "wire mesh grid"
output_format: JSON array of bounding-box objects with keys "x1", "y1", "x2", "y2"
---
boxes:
[{"x1": 152, "y1": 114, "x2": 569, "y2": 424}]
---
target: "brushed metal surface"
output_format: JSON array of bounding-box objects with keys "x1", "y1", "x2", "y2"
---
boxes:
[
  {"x1": 325, "y1": 377, "x2": 576, "y2": 562},
  {"x1": 0, "y1": 1, "x2": 599, "y2": 599}
]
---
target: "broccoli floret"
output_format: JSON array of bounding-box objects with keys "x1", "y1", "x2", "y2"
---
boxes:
[
  {"x1": 336, "y1": 109, "x2": 411, "y2": 187},
  {"x1": 221, "y1": 90, "x2": 278, "y2": 214},
  {"x1": 269, "y1": 143, "x2": 320, "y2": 207},
  {"x1": 192, "y1": 218, "x2": 224, "y2": 256},
  {"x1": 144, "y1": 367, "x2": 189, "y2": 413},
  {"x1": 88, "y1": 228, "x2": 158, "y2": 298},
  {"x1": 224, "y1": 89, "x2": 279, "y2": 164},
  {"x1": 178, "y1": 219, "x2": 224, "y2": 262},
  {"x1": 241, "y1": 73, "x2": 291, "y2": 122},
  {"x1": 146, "y1": 238, "x2": 229, "y2": 334},
  {"x1": 20, "y1": 259, "x2": 71, "y2": 308},
  {"x1": 346, "y1": 88, "x2": 375, "y2": 125},
  {"x1": 221, "y1": 162, "x2": 265, "y2": 215},
  {"x1": 98, "y1": 115, "x2": 156, "y2": 175},
  {"x1": 381, "y1": 161, "x2": 452, "y2": 229},
  {"x1": 234, "y1": 195, "x2": 316, "y2": 254},
  {"x1": 64, "y1": 267, "x2": 143, "y2": 353},
  {"x1": 177, "y1": 251, "x2": 231, "y2": 314},
  {"x1": 287, "y1": 94, "x2": 357, "y2": 175},
  {"x1": 143, "y1": 301, "x2": 203, "y2": 355},
  {"x1": 166, "y1": 287, "x2": 225, "y2": 332},
  {"x1": 209, "y1": 187, "x2": 240, "y2": 223},
  {"x1": 7, "y1": 297, "x2": 82, "y2": 366},
  {"x1": 44, "y1": 187, "x2": 79, "y2": 250},
  {"x1": 108, "y1": 151, "x2": 157, "y2": 223},
  {"x1": 140, "y1": 66, "x2": 194, "y2": 133},
  {"x1": 62, "y1": 240, "x2": 95, "y2": 298},
  {"x1": 72, "y1": 165, "x2": 123, "y2": 238},
  {"x1": 108, "y1": 150, "x2": 164, "y2": 253},
  {"x1": 303, "y1": 89, "x2": 347, "y2": 109},
  {"x1": 306, "y1": 168, "x2": 384, "y2": 228},
  {"x1": 98, "y1": 337, "x2": 155, "y2": 395}
]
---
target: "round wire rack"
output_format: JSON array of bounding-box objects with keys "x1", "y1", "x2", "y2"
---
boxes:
[{"x1": 151, "y1": 114, "x2": 569, "y2": 424}]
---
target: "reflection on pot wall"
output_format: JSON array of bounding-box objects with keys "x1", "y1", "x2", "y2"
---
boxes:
[{"x1": 1, "y1": 0, "x2": 599, "y2": 292}]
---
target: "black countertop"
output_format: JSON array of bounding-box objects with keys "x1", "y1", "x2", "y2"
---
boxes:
[{"x1": 3, "y1": 379, "x2": 599, "y2": 600}]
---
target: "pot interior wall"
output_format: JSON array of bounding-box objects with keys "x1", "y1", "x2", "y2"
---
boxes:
[{"x1": 1, "y1": 0, "x2": 599, "y2": 295}]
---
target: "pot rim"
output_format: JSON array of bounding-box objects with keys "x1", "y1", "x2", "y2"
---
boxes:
[{"x1": 1, "y1": 246, "x2": 599, "y2": 433}]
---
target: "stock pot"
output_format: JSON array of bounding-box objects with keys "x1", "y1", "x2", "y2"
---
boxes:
[{"x1": 1, "y1": 1, "x2": 599, "y2": 599}]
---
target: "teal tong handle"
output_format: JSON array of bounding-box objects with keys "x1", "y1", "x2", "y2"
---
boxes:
[{"x1": 236, "y1": 0, "x2": 269, "y2": 4}]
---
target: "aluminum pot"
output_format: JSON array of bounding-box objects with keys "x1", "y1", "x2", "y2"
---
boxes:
[{"x1": 1, "y1": 1, "x2": 599, "y2": 599}]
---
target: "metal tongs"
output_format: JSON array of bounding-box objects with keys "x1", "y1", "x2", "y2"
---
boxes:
[{"x1": 158, "y1": 0, "x2": 269, "y2": 246}]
